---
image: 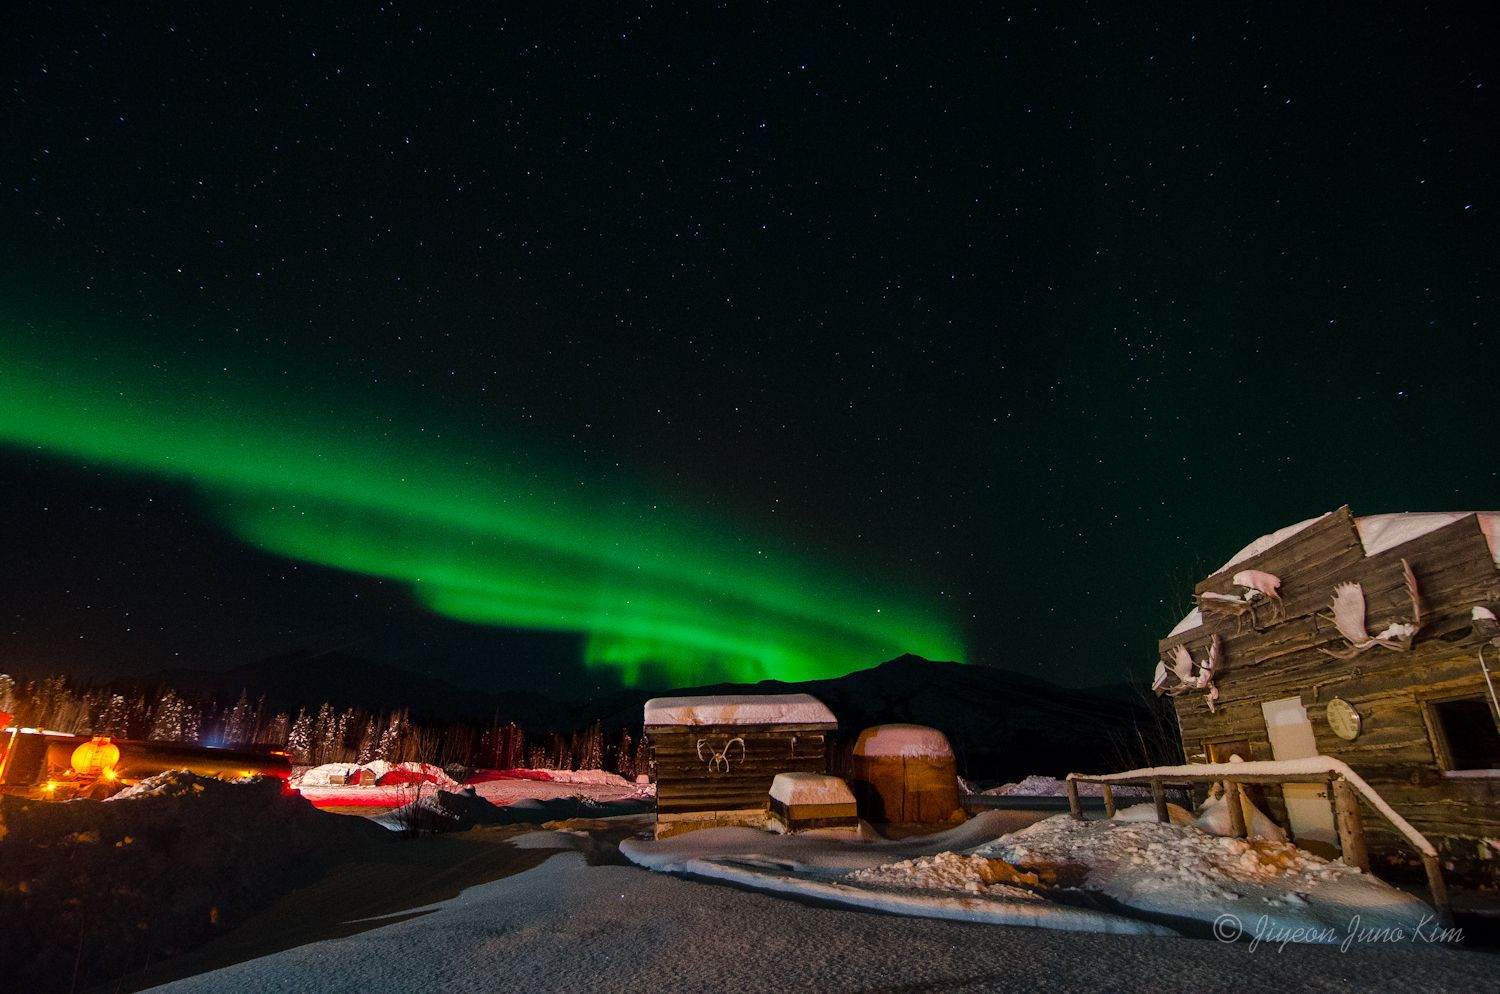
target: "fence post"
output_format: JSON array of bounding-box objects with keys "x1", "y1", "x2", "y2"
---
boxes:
[
  {"x1": 1421, "y1": 852, "x2": 1454, "y2": 928},
  {"x1": 1066, "y1": 777, "x2": 1082, "y2": 820},
  {"x1": 1152, "y1": 779, "x2": 1168, "y2": 824},
  {"x1": 1101, "y1": 783, "x2": 1116, "y2": 818},
  {"x1": 1224, "y1": 780, "x2": 1248, "y2": 838},
  {"x1": 1331, "y1": 777, "x2": 1369, "y2": 872}
]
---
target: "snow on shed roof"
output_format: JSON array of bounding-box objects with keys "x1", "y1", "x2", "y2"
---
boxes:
[
  {"x1": 643, "y1": 693, "x2": 835, "y2": 728},
  {"x1": 769, "y1": 772, "x2": 855, "y2": 806},
  {"x1": 853, "y1": 724, "x2": 953, "y2": 759}
]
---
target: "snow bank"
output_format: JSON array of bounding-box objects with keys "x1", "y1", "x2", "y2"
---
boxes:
[
  {"x1": 108, "y1": 769, "x2": 262, "y2": 800},
  {"x1": 986, "y1": 775, "x2": 1151, "y2": 799},
  {"x1": 535, "y1": 768, "x2": 635, "y2": 786},
  {"x1": 769, "y1": 772, "x2": 854, "y2": 806},
  {"x1": 294, "y1": 763, "x2": 359, "y2": 786},
  {"x1": 1, "y1": 775, "x2": 386, "y2": 993},
  {"x1": 854, "y1": 724, "x2": 952, "y2": 758},
  {"x1": 1113, "y1": 802, "x2": 1194, "y2": 826},
  {"x1": 643, "y1": 693, "x2": 835, "y2": 727},
  {"x1": 1195, "y1": 794, "x2": 1287, "y2": 842},
  {"x1": 365, "y1": 761, "x2": 459, "y2": 787},
  {"x1": 1071, "y1": 757, "x2": 1434, "y2": 855},
  {"x1": 621, "y1": 812, "x2": 1167, "y2": 935},
  {"x1": 980, "y1": 815, "x2": 1434, "y2": 939}
]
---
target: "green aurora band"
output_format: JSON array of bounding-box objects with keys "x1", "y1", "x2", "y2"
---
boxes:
[{"x1": 0, "y1": 327, "x2": 964, "y2": 685}]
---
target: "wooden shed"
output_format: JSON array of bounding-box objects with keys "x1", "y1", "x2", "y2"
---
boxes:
[
  {"x1": 768, "y1": 772, "x2": 859, "y2": 834},
  {"x1": 1155, "y1": 507, "x2": 1500, "y2": 884},
  {"x1": 644, "y1": 693, "x2": 836, "y2": 839},
  {"x1": 850, "y1": 724, "x2": 963, "y2": 827}
]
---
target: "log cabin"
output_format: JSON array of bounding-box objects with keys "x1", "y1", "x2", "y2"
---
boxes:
[
  {"x1": 1155, "y1": 507, "x2": 1500, "y2": 885},
  {"x1": 644, "y1": 693, "x2": 837, "y2": 839}
]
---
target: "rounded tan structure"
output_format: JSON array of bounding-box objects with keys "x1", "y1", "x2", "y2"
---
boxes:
[{"x1": 850, "y1": 724, "x2": 963, "y2": 826}]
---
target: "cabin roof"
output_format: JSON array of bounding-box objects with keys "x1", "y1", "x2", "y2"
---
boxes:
[
  {"x1": 643, "y1": 693, "x2": 835, "y2": 728},
  {"x1": 1170, "y1": 509, "x2": 1500, "y2": 636}
]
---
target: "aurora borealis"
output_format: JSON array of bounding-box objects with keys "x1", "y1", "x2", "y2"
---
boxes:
[
  {"x1": 0, "y1": 6, "x2": 1493, "y2": 697},
  {"x1": 0, "y1": 326, "x2": 962, "y2": 686}
]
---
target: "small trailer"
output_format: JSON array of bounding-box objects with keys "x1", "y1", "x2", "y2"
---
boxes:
[{"x1": 644, "y1": 693, "x2": 837, "y2": 839}]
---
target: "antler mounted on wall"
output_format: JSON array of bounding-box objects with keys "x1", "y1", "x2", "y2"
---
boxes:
[
  {"x1": 695, "y1": 736, "x2": 746, "y2": 773},
  {"x1": 1152, "y1": 633, "x2": 1221, "y2": 712},
  {"x1": 1320, "y1": 558, "x2": 1423, "y2": 659}
]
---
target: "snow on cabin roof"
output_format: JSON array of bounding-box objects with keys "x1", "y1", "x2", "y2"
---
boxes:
[
  {"x1": 1355, "y1": 512, "x2": 1500, "y2": 566},
  {"x1": 854, "y1": 723, "x2": 953, "y2": 759},
  {"x1": 643, "y1": 693, "x2": 835, "y2": 728},
  {"x1": 1216, "y1": 510, "x2": 1500, "y2": 576},
  {"x1": 768, "y1": 772, "x2": 855, "y2": 806},
  {"x1": 1215, "y1": 513, "x2": 1329, "y2": 574},
  {"x1": 1167, "y1": 607, "x2": 1203, "y2": 637},
  {"x1": 1168, "y1": 510, "x2": 1500, "y2": 642}
]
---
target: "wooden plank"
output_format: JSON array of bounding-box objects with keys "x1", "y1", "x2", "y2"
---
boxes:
[{"x1": 1152, "y1": 779, "x2": 1167, "y2": 823}]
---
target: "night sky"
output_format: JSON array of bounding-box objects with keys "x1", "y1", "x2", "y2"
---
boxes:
[{"x1": 1, "y1": 5, "x2": 1494, "y2": 700}]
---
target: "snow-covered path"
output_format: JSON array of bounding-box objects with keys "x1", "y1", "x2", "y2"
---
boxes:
[{"x1": 144, "y1": 837, "x2": 1494, "y2": 994}]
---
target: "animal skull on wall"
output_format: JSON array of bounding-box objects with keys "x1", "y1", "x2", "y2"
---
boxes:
[{"x1": 696, "y1": 736, "x2": 746, "y2": 773}]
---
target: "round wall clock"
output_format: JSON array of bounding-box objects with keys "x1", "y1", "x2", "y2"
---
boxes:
[{"x1": 1326, "y1": 697, "x2": 1362, "y2": 740}]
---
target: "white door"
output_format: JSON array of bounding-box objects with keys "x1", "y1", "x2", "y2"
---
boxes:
[{"x1": 1261, "y1": 697, "x2": 1336, "y2": 845}]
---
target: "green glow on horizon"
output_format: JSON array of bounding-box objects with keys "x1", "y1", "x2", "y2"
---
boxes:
[{"x1": 0, "y1": 323, "x2": 964, "y2": 686}]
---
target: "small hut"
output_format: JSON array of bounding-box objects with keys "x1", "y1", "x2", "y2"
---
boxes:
[
  {"x1": 767, "y1": 772, "x2": 858, "y2": 834},
  {"x1": 850, "y1": 724, "x2": 963, "y2": 826},
  {"x1": 644, "y1": 693, "x2": 837, "y2": 839}
]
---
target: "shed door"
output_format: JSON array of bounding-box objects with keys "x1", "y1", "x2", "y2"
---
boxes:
[{"x1": 1261, "y1": 697, "x2": 1336, "y2": 845}]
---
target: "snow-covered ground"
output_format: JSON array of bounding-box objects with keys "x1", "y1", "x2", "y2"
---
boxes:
[
  {"x1": 984, "y1": 774, "x2": 1153, "y2": 799},
  {"x1": 142, "y1": 824, "x2": 1492, "y2": 994},
  {"x1": 290, "y1": 764, "x2": 652, "y2": 814},
  {"x1": 619, "y1": 807, "x2": 1436, "y2": 942},
  {"x1": 977, "y1": 814, "x2": 1430, "y2": 938}
]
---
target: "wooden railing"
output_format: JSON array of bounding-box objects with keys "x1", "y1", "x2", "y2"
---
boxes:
[{"x1": 1065, "y1": 758, "x2": 1452, "y2": 927}]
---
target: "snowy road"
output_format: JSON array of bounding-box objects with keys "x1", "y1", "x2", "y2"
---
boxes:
[{"x1": 139, "y1": 829, "x2": 1495, "y2": 994}]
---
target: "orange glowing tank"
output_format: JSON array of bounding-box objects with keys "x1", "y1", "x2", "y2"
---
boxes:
[{"x1": 71, "y1": 736, "x2": 121, "y2": 775}]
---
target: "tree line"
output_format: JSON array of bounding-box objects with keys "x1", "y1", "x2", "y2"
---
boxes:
[{"x1": 0, "y1": 673, "x2": 648, "y2": 777}]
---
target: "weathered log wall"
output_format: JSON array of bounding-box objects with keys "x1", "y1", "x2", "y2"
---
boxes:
[{"x1": 648, "y1": 723, "x2": 831, "y2": 816}]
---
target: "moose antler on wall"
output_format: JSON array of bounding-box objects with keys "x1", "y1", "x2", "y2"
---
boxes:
[
  {"x1": 1153, "y1": 633, "x2": 1221, "y2": 712},
  {"x1": 1320, "y1": 558, "x2": 1423, "y2": 659}
]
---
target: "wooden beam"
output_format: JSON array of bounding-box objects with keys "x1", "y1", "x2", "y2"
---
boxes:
[
  {"x1": 1152, "y1": 779, "x2": 1168, "y2": 823},
  {"x1": 1066, "y1": 778, "x2": 1082, "y2": 820},
  {"x1": 1101, "y1": 783, "x2": 1116, "y2": 818},
  {"x1": 1332, "y1": 777, "x2": 1369, "y2": 872}
]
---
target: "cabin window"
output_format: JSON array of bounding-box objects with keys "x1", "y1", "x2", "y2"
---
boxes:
[
  {"x1": 1426, "y1": 696, "x2": 1500, "y2": 774},
  {"x1": 1206, "y1": 739, "x2": 1252, "y2": 764}
]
